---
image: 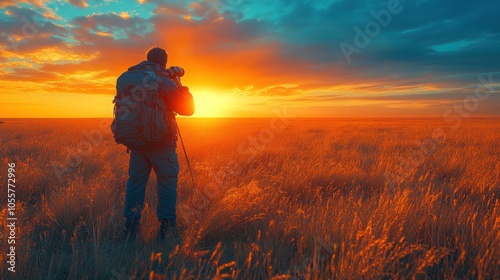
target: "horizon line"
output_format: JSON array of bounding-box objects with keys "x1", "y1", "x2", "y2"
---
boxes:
[{"x1": 2, "y1": 116, "x2": 500, "y2": 120}]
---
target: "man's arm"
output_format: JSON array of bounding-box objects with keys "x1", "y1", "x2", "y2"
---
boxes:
[{"x1": 159, "y1": 77, "x2": 195, "y2": 116}]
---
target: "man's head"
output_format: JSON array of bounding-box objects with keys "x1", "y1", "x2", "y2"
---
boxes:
[{"x1": 147, "y1": 47, "x2": 168, "y2": 68}]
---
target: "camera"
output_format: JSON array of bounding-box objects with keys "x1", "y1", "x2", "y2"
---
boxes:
[{"x1": 166, "y1": 66, "x2": 185, "y2": 79}]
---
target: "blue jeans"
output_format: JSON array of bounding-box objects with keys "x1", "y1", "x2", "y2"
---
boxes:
[{"x1": 124, "y1": 145, "x2": 179, "y2": 223}]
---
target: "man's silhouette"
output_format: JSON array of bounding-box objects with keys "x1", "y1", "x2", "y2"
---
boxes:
[{"x1": 122, "y1": 47, "x2": 194, "y2": 240}]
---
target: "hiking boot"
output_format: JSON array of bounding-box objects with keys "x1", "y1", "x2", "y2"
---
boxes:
[
  {"x1": 158, "y1": 219, "x2": 180, "y2": 242},
  {"x1": 124, "y1": 221, "x2": 140, "y2": 241}
]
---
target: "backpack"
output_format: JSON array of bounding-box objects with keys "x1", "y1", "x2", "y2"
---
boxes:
[{"x1": 111, "y1": 69, "x2": 174, "y2": 150}]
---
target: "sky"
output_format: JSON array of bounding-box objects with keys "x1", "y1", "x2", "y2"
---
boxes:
[{"x1": 0, "y1": 0, "x2": 499, "y2": 118}]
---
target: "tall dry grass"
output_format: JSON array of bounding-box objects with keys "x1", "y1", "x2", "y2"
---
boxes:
[{"x1": 0, "y1": 118, "x2": 499, "y2": 279}]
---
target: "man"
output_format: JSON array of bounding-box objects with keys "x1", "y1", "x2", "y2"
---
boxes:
[{"x1": 123, "y1": 47, "x2": 194, "y2": 241}]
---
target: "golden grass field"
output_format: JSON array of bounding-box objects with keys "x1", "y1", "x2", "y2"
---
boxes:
[{"x1": 0, "y1": 118, "x2": 499, "y2": 279}]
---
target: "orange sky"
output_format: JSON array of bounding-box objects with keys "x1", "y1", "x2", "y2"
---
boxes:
[{"x1": 1, "y1": 1, "x2": 499, "y2": 118}]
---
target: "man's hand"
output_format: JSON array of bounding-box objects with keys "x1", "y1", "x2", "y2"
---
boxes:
[{"x1": 173, "y1": 76, "x2": 183, "y2": 88}]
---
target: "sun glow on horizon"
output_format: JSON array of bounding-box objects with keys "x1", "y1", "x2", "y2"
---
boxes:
[{"x1": 190, "y1": 89, "x2": 233, "y2": 118}]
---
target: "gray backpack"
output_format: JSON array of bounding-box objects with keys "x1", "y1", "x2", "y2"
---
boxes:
[{"x1": 111, "y1": 69, "x2": 173, "y2": 150}]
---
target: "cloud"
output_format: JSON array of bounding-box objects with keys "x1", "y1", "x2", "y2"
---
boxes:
[
  {"x1": 66, "y1": 0, "x2": 89, "y2": 9},
  {"x1": 0, "y1": 0, "x2": 499, "y2": 117},
  {"x1": 0, "y1": 0, "x2": 49, "y2": 9},
  {"x1": 0, "y1": 0, "x2": 60, "y2": 19},
  {"x1": 72, "y1": 12, "x2": 154, "y2": 40},
  {"x1": 0, "y1": 6, "x2": 157, "y2": 95},
  {"x1": 231, "y1": 84, "x2": 302, "y2": 97},
  {"x1": 0, "y1": 68, "x2": 59, "y2": 82},
  {"x1": 0, "y1": 6, "x2": 71, "y2": 53},
  {"x1": 212, "y1": 0, "x2": 500, "y2": 90}
]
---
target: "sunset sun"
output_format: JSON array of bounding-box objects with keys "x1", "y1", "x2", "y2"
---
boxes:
[{"x1": 190, "y1": 89, "x2": 232, "y2": 118}]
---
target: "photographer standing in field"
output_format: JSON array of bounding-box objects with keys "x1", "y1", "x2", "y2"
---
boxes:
[{"x1": 111, "y1": 47, "x2": 195, "y2": 241}]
